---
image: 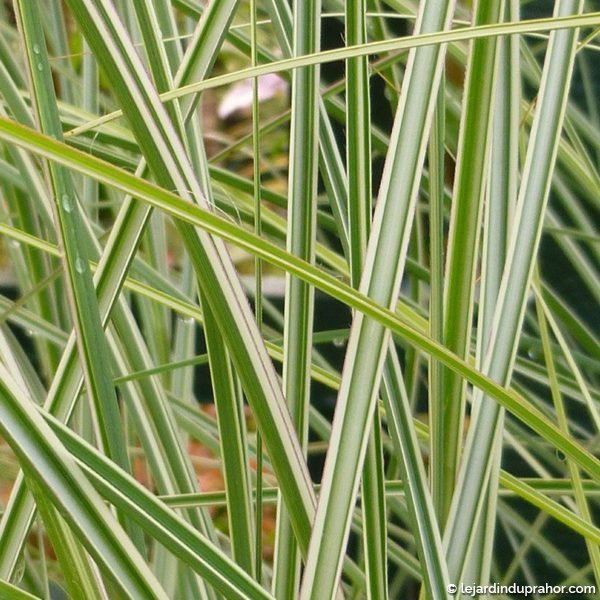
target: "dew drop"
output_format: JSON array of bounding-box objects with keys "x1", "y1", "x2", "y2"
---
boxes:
[
  {"x1": 333, "y1": 337, "x2": 346, "y2": 348},
  {"x1": 527, "y1": 347, "x2": 538, "y2": 360},
  {"x1": 61, "y1": 194, "x2": 73, "y2": 212},
  {"x1": 36, "y1": 63, "x2": 43, "y2": 71},
  {"x1": 9, "y1": 240, "x2": 21, "y2": 249},
  {"x1": 32, "y1": 44, "x2": 41, "y2": 54},
  {"x1": 75, "y1": 256, "x2": 86, "y2": 274}
]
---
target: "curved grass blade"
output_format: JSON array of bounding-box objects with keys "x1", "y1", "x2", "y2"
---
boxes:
[
  {"x1": 0, "y1": 365, "x2": 169, "y2": 599},
  {"x1": 13, "y1": 0, "x2": 141, "y2": 545},
  {"x1": 0, "y1": 19, "x2": 228, "y2": 578},
  {"x1": 63, "y1": 0, "x2": 317, "y2": 555},
  {"x1": 42, "y1": 412, "x2": 276, "y2": 600},
  {"x1": 534, "y1": 275, "x2": 600, "y2": 586},
  {"x1": 1, "y1": 117, "x2": 599, "y2": 486},
  {"x1": 65, "y1": 11, "x2": 600, "y2": 137},
  {"x1": 0, "y1": 579, "x2": 42, "y2": 600},
  {"x1": 28, "y1": 482, "x2": 107, "y2": 600},
  {"x1": 132, "y1": 3, "x2": 252, "y2": 594}
]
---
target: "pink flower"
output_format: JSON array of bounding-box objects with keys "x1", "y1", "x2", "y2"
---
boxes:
[{"x1": 218, "y1": 73, "x2": 288, "y2": 119}]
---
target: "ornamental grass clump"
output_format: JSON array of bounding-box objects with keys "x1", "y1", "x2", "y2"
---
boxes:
[{"x1": 0, "y1": 1, "x2": 598, "y2": 599}]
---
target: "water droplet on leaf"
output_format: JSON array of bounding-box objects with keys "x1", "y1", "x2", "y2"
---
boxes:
[
  {"x1": 75, "y1": 256, "x2": 86, "y2": 274},
  {"x1": 61, "y1": 194, "x2": 73, "y2": 212}
]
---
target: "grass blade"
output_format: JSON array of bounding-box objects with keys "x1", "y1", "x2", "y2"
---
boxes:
[
  {"x1": 444, "y1": 0, "x2": 584, "y2": 582},
  {"x1": 272, "y1": 0, "x2": 321, "y2": 595},
  {"x1": 64, "y1": 0, "x2": 317, "y2": 556},
  {"x1": 0, "y1": 365, "x2": 168, "y2": 599},
  {"x1": 300, "y1": 3, "x2": 454, "y2": 598}
]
